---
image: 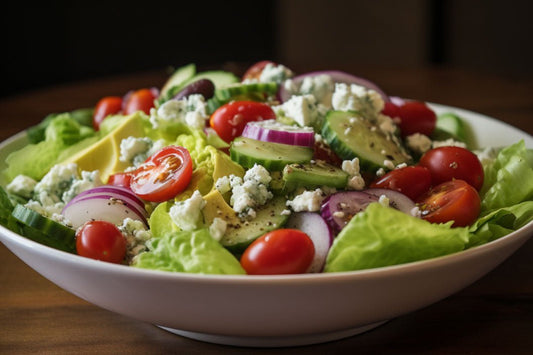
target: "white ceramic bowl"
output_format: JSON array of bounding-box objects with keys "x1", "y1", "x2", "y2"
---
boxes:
[{"x1": 1, "y1": 104, "x2": 532, "y2": 347}]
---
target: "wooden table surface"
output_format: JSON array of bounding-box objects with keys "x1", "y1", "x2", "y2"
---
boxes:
[{"x1": 1, "y1": 65, "x2": 532, "y2": 354}]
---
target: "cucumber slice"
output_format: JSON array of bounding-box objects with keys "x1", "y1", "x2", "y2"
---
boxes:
[
  {"x1": 221, "y1": 196, "x2": 288, "y2": 253},
  {"x1": 160, "y1": 63, "x2": 196, "y2": 100},
  {"x1": 283, "y1": 161, "x2": 348, "y2": 189},
  {"x1": 322, "y1": 110, "x2": 411, "y2": 171},
  {"x1": 230, "y1": 137, "x2": 313, "y2": 171},
  {"x1": 434, "y1": 112, "x2": 476, "y2": 148},
  {"x1": 12, "y1": 204, "x2": 76, "y2": 253},
  {"x1": 214, "y1": 82, "x2": 278, "y2": 102}
]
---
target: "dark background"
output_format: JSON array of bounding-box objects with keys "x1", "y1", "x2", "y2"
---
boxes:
[{"x1": 2, "y1": 0, "x2": 532, "y2": 99}]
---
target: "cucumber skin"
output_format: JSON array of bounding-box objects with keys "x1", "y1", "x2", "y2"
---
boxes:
[
  {"x1": 322, "y1": 111, "x2": 411, "y2": 172},
  {"x1": 12, "y1": 204, "x2": 76, "y2": 253},
  {"x1": 221, "y1": 196, "x2": 288, "y2": 253},
  {"x1": 283, "y1": 162, "x2": 348, "y2": 189},
  {"x1": 230, "y1": 137, "x2": 313, "y2": 171}
]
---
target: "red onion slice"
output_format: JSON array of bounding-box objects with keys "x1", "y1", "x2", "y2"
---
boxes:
[
  {"x1": 73, "y1": 186, "x2": 145, "y2": 209},
  {"x1": 285, "y1": 212, "x2": 333, "y2": 273},
  {"x1": 279, "y1": 70, "x2": 389, "y2": 103},
  {"x1": 364, "y1": 188, "x2": 416, "y2": 216},
  {"x1": 241, "y1": 119, "x2": 315, "y2": 147},
  {"x1": 320, "y1": 191, "x2": 379, "y2": 234}
]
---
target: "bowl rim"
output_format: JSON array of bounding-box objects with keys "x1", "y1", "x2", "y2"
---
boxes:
[{"x1": 1, "y1": 102, "x2": 532, "y2": 285}]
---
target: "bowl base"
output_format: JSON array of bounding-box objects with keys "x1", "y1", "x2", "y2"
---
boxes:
[{"x1": 158, "y1": 320, "x2": 388, "y2": 347}]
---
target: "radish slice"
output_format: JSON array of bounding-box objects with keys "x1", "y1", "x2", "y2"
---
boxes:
[
  {"x1": 62, "y1": 186, "x2": 148, "y2": 228},
  {"x1": 241, "y1": 119, "x2": 315, "y2": 147},
  {"x1": 320, "y1": 191, "x2": 378, "y2": 234},
  {"x1": 364, "y1": 188, "x2": 416, "y2": 215},
  {"x1": 285, "y1": 212, "x2": 332, "y2": 273},
  {"x1": 279, "y1": 70, "x2": 389, "y2": 103}
]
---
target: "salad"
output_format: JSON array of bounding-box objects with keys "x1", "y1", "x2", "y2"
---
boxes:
[{"x1": 0, "y1": 60, "x2": 532, "y2": 276}]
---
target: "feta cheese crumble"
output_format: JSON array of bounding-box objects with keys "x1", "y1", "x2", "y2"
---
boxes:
[
  {"x1": 286, "y1": 188, "x2": 327, "y2": 212},
  {"x1": 6, "y1": 175, "x2": 37, "y2": 199},
  {"x1": 332, "y1": 83, "x2": 384, "y2": 118},
  {"x1": 273, "y1": 94, "x2": 328, "y2": 128},
  {"x1": 341, "y1": 158, "x2": 366, "y2": 190}
]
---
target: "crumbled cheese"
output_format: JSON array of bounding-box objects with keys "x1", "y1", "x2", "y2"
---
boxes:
[
  {"x1": 150, "y1": 94, "x2": 208, "y2": 130},
  {"x1": 476, "y1": 146, "x2": 498, "y2": 164},
  {"x1": 410, "y1": 206, "x2": 422, "y2": 218},
  {"x1": 273, "y1": 94, "x2": 328, "y2": 128},
  {"x1": 406, "y1": 133, "x2": 432, "y2": 155},
  {"x1": 169, "y1": 190, "x2": 206, "y2": 231},
  {"x1": 378, "y1": 195, "x2": 390, "y2": 207},
  {"x1": 286, "y1": 188, "x2": 326, "y2": 212},
  {"x1": 119, "y1": 218, "x2": 153, "y2": 261},
  {"x1": 259, "y1": 63, "x2": 294, "y2": 84},
  {"x1": 332, "y1": 83, "x2": 384, "y2": 118},
  {"x1": 342, "y1": 158, "x2": 366, "y2": 190},
  {"x1": 432, "y1": 138, "x2": 467, "y2": 149},
  {"x1": 6, "y1": 175, "x2": 37, "y2": 199},
  {"x1": 299, "y1": 74, "x2": 335, "y2": 107},
  {"x1": 62, "y1": 170, "x2": 102, "y2": 203},
  {"x1": 226, "y1": 164, "x2": 273, "y2": 219},
  {"x1": 383, "y1": 160, "x2": 395, "y2": 170},
  {"x1": 209, "y1": 217, "x2": 227, "y2": 242}
]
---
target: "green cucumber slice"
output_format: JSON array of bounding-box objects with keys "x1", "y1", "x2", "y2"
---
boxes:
[
  {"x1": 12, "y1": 204, "x2": 76, "y2": 253},
  {"x1": 230, "y1": 137, "x2": 313, "y2": 171},
  {"x1": 214, "y1": 82, "x2": 278, "y2": 102},
  {"x1": 434, "y1": 112, "x2": 476, "y2": 148},
  {"x1": 160, "y1": 63, "x2": 196, "y2": 100},
  {"x1": 322, "y1": 110, "x2": 411, "y2": 171},
  {"x1": 283, "y1": 161, "x2": 348, "y2": 189},
  {"x1": 221, "y1": 196, "x2": 288, "y2": 253}
]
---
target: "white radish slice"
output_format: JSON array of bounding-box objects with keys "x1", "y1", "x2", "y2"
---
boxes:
[
  {"x1": 241, "y1": 119, "x2": 315, "y2": 147},
  {"x1": 285, "y1": 212, "x2": 333, "y2": 273}
]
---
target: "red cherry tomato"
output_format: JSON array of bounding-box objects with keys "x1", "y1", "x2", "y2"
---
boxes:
[
  {"x1": 123, "y1": 88, "x2": 156, "y2": 115},
  {"x1": 370, "y1": 165, "x2": 432, "y2": 201},
  {"x1": 107, "y1": 172, "x2": 133, "y2": 189},
  {"x1": 397, "y1": 101, "x2": 436, "y2": 137},
  {"x1": 240, "y1": 229, "x2": 315, "y2": 275},
  {"x1": 242, "y1": 60, "x2": 276, "y2": 81},
  {"x1": 417, "y1": 179, "x2": 481, "y2": 227},
  {"x1": 210, "y1": 101, "x2": 276, "y2": 143},
  {"x1": 76, "y1": 220, "x2": 126, "y2": 263},
  {"x1": 313, "y1": 140, "x2": 343, "y2": 167},
  {"x1": 93, "y1": 96, "x2": 123, "y2": 130},
  {"x1": 419, "y1": 146, "x2": 484, "y2": 190},
  {"x1": 381, "y1": 101, "x2": 401, "y2": 118},
  {"x1": 130, "y1": 146, "x2": 193, "y2": 202}
]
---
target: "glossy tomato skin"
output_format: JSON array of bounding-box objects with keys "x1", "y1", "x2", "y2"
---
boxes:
[
  {"x1": 242, "y1": 60, "x2": 275, "y2": 81},
  {"x1": 123, "y1": 88, "x2": 156, "y2": 115},
  {"x1": 130, "y1": 146, "x2": 193, "y2": 202},
  {"x1": 210, "y1": 101, "x2": 276, "y2": 143},
  {"x1": 417, "y1": 179, "x2": 481, "y2": 227},
  {"x1": 240, "y1": 229, "x2": 315, "y2": 275},
  {"x1": 419, "y1": 146, "x2": 484, "y2": 190},
  {"x1": 370, "y1": 165, "x2": 432, "y2": 201},
  {"x1": 381, "y1": 101, "x2": 401, "y2": 119},
  {"x1": 93, "y1": 96, "x2": 123, "y2": 130},
  {"x1": 76, "y1": 220, "x2": 126, "y2": 263},
  {"x1": 397, "y1": 101, "x2": 437, "y2": 137},
  {"x1": 107, "y1": 172, "x2": 133, "y2": 189}
]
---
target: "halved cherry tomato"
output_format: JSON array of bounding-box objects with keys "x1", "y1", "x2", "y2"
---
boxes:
[
  {"x1": 123, "y1": 88, "x2": 156, "y2": 115},
  {"x1": 130, "y1": 146, "x2": 193, "y2": 202},
  {"x1": 76, "y1": 220, "x2": 126, "y2": 263},
  {"x1": 93, "y1": 96, "x2": 123, "y2": 130},
  {"x1": 419, "y1": 146, "x2": 484, "y2": 190},
  {"x1": 210, "y1": 101, "x2": 276, "y2": 143},
  {"x1": 417, "y1": 179, "x2": 481, "y2": 227},
  {"x1": 381, "y1": 101, "x2": 401, "y2": 119},
  {"x1": 370, "y1": 165, "x2": 432, "y2": 201},
  {"x1": 240, "y1": 229, "x2": 315, "y2": 275},
  {"x1": 242, "y1": 60, "x2": 275, "y2": 81},
  {"x1": 397, "y1": 101, "x2": 437, "y2": 137},
  {"x1": 107, "y1": 172, "x2": 133, "y2": 189}
]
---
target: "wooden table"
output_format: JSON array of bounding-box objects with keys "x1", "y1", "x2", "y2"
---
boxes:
[{"x1": 1, "y1": 65, "x2": 532, "y2": 354}]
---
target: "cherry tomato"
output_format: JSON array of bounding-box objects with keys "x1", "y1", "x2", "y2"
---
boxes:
[
  {"x1": 107, "y1": 172, "x2": 133, "y2": 189},
  {"x1": 93, "y1": 96, "x2": 123, "y2": 130},
  {"x1": 240, "y1": 229, "x2": 315, "y2": 275},
  {"x1": 417, "y1": 179, "x2": 481, "y2": 227},
  {"x1": 210, "y1": 101, "x2": 276, "y2": 143},
  {"x1": 130, "y1": 146, "x2": 193, "y2": 202},
  {"x1": 397, "y1": 101, "x2": 436, "y2": 137},
  {"x1": 242, "y1": 60, "x2": 275, "y2": 81},
  {"x1": 76, "y1": 220, "x2": 126, "y2": 263},
  {"x1": 123, "y1": 88, "x2": 156, "y2": 115},
  {"x1": 370, "y1": 165, "x2": 432, "y2": 201},
  {"x1": 419, "y1": 146, "x2": 484, "y2": 190},
  {"x1": 381, "y1": 101, "x2": 401, "y2": 119}
]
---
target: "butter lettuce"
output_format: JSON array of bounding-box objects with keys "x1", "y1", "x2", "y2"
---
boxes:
[
  {"x1": 324, "y1": 203, "x2": 470, "y2": 272},
  {"x1": 133, "y1": 202, "x2": 245, "y2": 275}
]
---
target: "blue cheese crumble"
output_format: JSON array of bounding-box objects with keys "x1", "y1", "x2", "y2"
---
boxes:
[
  {"x1": 169, "y1": 190, "x2": 206, "y2": 231},
  {"x1": 119, "y1": 136, "x2": 165, "y2": 168},
  {"x1": 150, "y1": 94, "x2": 208, "y2": 130},
  {"x1": 273, "y1": 94, "x2": 328, "y2": 128},
  {"x1": 259, "y1": 63, "x2": 294, "y2": 84},
  {"x1": 119, "y1": 217, "x2": 153, "y2": 262}
]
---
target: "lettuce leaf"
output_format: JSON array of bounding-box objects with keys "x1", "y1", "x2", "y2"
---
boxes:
[
  {"x1": 480, "y1": 140, "x2": 533, "y2": 212},
  {"x1": 133, "y1": 202, "x2": 245, "y2": 275},
  {"x1": 324, "y1": 203, "x2": 470, "y2": 272}
]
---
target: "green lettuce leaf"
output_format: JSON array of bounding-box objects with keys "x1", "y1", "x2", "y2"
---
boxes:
[
  {"x1": 133, "y1": 202, "x2": 245, "y2": 275},
  {"x1": 324, "y1": 203, "x2": 470, "y2": 272},
  {"x1": 480, "y1": 140, "x2": 533, "y2": 212}
]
